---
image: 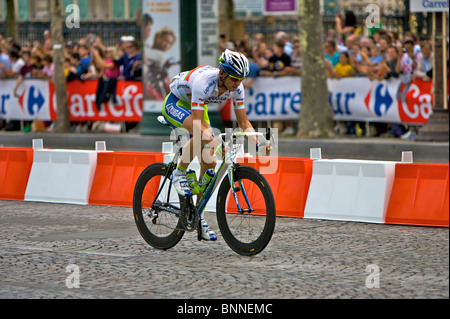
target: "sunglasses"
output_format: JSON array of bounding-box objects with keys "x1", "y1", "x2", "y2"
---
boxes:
[{"x1": 228, "y1": 74, "x2": 245, "y2": 82}]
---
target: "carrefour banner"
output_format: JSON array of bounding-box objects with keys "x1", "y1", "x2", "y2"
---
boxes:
[
  {"x1": 0, "y1": 79, "x2": 53, "y2": 121},
  {"x1": 0, "y1": 79, "x2": 143, "y2": 121},
  {"x1": 220, "y1": 76, "x2": 434, "y2": 125},
  {"x1": 1, "y1": 77, "x2": 433, "y2": 125}
]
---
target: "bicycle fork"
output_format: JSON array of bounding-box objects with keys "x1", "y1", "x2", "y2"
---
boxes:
[{"x1": 227, "y1": 164, "x2": 254, "y2": 214}]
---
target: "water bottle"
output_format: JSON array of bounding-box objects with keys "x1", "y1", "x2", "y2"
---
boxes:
[
  {"x1": 186, "y1": 170, "x2": 200, "y2": 195},
  {"x1": 199, "y1": 169, "x2": 215, "y2": 192}
]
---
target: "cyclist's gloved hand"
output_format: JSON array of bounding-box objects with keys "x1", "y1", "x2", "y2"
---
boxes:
[{"x1": 214, "y1": 141, "x2": 230, "y2": 158}]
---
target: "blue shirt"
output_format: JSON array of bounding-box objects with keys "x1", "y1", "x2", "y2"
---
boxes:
[
  {"x1": 325, "y1": 52, "x2": 340, "y2": 67},
  {"x1": 0, "y1": 53, "x2": 12, "y2": 75},
  {"x1": 80, "y1": 56, "x2": 92, "y2": 69},
  {"x1": 114, "y1": 53, "x2": 142, "y2": 81},
  {"x1": 369, "y1": 55, "x2": 383, "y2": 65},
  {"x1": 248, "y1": 61, "x2": 260, "y2": 78}
]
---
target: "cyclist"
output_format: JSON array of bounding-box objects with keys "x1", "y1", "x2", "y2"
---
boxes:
[{"x1": 161, "y1": 49, "x2": 265, "y2": 241}]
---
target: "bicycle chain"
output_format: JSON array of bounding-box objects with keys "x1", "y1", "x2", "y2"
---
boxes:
[{"x1": 179, "y1": 197, "x2": 199, "y2": 232}]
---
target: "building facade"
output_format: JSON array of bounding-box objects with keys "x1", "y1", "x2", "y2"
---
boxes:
[{"x1": 0, "y1": 0, "x2": 141, "y2": 46}]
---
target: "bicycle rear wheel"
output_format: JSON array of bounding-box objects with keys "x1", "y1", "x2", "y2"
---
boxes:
[
  {"x1": 216, "y1": 165, "x2": 276, "y2": 256},
  {"x1": 133, "y1": 162, "x2": 185, "y2": 250}
]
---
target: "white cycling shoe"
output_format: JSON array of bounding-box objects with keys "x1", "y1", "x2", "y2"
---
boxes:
[
  {"x1": 201, "y1": 219, "x2": 217, "y2": 241},
  {"x1": 171, "y1": 174, "x2": 193, "y2": 197}
]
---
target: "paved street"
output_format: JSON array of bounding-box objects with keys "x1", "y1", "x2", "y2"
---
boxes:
[{"x1": 0, "y1": 200, "x2": 448, "y2": 299}]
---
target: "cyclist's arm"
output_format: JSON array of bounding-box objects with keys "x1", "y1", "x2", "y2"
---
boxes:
[
  {"x1": 234, "y1": 107, "x2": 259, "y2": 147},
  {"x1": 191, "y1": 108, "x2": 215, "y2": 144}
]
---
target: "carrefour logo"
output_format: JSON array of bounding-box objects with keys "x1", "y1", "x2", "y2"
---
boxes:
[
  {"x1": 364, "y1": 83, "x2": 393, "y2": 117},
  {"x1": 18, "y1": 86, "x2": 45, "y2": 116}
]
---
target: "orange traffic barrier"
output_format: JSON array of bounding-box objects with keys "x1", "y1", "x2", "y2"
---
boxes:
[
  {"x1": 235, "y1": 156, "x2": 313, "y2": 218},
  {"x1": 88, "y1": 151, "x2": 165, "y2": 207},
  {"x1": 0, "y1": 147, "x2": 34, "y2": 201},
  {"x1": 385, "y1": 163, "x2": 449, "y2": 227}
]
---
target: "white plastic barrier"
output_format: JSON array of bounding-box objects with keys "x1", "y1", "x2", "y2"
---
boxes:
[
  {"x1": 304, "y1": 159, "x2": 397, "y2": 223},
  {"x1": 25, "y1": 149, "x2": 98, "y2": 205}
]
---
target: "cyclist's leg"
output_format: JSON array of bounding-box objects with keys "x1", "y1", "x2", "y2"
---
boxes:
[
  {"x1": 162, "y1": 93, "x2": 193, "y2": 196},
  {"x1": 178, "y1": 104, "x2": 218, "y2": 172},
  {"x1": 161, "y1": 92, "x2": 190, "y2": 130}
]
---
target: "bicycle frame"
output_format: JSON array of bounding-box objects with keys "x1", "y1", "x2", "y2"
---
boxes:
[{"x1": 151, "y1": 129, "x2": 270, "y2": 220}]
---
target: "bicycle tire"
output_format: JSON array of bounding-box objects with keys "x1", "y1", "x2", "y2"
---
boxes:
[
  {"x1": 216, "y1": 165, "x2": 276, "y2": 256},
  {"x1": 133, "y1": 162, "x2": 185, "y2": 250}
]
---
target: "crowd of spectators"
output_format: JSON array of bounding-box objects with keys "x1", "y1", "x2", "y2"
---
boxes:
[
  {"x1": 0, "y1": 12, "x2": 440, "y2": 137},
  {"x1": 0, "y1": 31, "x2": 142, "y2": 132},
  {"x1": 219, "y1": 10, "x2": 437, "y2": 138}
]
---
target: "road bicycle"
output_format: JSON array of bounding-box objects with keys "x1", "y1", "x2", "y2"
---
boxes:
[{"x1": 133, "y1": 116, "x2": 276, "y2": 256}]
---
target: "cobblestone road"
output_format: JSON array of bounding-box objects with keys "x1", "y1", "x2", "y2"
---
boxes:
[{"x1": 0, "y1": 200, "x2": 448, "y2": 299}]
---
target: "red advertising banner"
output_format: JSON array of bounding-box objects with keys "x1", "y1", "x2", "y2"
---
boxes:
[{"x1": 62, "y1": 80, "x2": 143, "y2": 122}]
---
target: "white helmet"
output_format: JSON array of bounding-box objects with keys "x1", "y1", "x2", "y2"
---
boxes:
[{"x1": 218, "y1": 49, "x2": 250, "y2": 78}]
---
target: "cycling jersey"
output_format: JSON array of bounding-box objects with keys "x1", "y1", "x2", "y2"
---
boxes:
[{"x1": 169, "y1": 65, "x2": 245, "y2": 111}]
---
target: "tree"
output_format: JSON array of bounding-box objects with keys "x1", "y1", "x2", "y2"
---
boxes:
[
  {"x1": 297, "y1": 0, "x2": 334, "y2": 138},
  {"x1": 6, "y1": 0, "x2": 18, "y2": 42},
  {"x1": 50, "y1": 0, "x2": 70, "y2": 133}
]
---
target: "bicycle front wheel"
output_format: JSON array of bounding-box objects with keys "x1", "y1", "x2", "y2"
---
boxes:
[
  {"x1": 216, "y1": 165, "x2": 276, "y2": 256},
  {"x1": 133, "y1": 162, "x2": 185, "y2": 250}
]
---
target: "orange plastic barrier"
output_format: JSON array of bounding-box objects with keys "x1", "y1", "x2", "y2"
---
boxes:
[
  {"x1": 0, "y1": 148, "x2": 34, "y2": 201},
  {"x1": 385, "y1": 163, "x2": 449, "y2": 227},
  {"x1": 88, "y1": 151, "x2": 165, "y2": 207},
  {"x1": 234, "y1": 156, "x2": 313, "y2": 218}
]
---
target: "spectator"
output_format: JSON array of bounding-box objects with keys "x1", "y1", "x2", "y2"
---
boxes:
[
  {"x1": 334, "y1": 10, "x2": 357, "y2": 44},
  {"x1": 341, "y1": 34, "x2": 359, "y2": 53},
  {"x1": 260, "y1": 41, "x2": 292, "y2": 77},
  {"x1": 324, "y1": 39, "x2": 340, "y2": 67},
  {"x1": 83, "y1": 45, "x2": 105, "y2": 80},
  {"x1": 253, "y1": 41, "x2": 270, "y2": 70},
  {"x1": 250, "y1": 33, "x2": 265, "y2": 60},
  {"x1": 5, "y1": 48, "x2": 25, "y2": 78},
  {"x1": 415, "y1": 42, "x2": 433, "y2": 82},
  {"x1": 365, "y1": 45, "x2": 384, "y2": 81},
  {"x1": 115, "y1": 40, "x2": 142, "y2": 81},
  {"x1": 327, "y1": 52, "x2": 353, "y2": 79},
  {"x1": 377, "y1": 35, "x2": 391, "y2": 59},
  {"x1": 291, "y1": 38, "x2": 302, "y2": 72},
  {"x1": 404, "y1": 32, "x2": 422, "y2": 58},
  {"x1": 275, "y1": 31, "x2": 294, "y2": 57},
  {"x1": 78, "y1": 43, "x2": 92, "y2": 70},
  {"x1": 43, "y1": 30, "x2": 53, "y2": 55},
  {"x1": 42, "y1": 54, "x2": 54, "y2": 80},
  {"x1": 349, "y1": 43, "x2": 364, "y2": 75},
  {"x1": 91, "y1": 46, "x2": 120, "y2": 110},
  {"x1": 0, "y1": 42, "x2": 12, "y2": 78},
  {"x1": 67, "y1": 52, "x2": 88, "y2": 82},
  {"x1": 380, "y1": 46, "x2": 400, "y2": 80},
  {"x1": 396, "y1": 40, "x2": 417, "y2": 92}
]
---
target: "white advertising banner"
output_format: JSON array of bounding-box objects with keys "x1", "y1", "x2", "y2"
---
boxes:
[
  {"x1": 410, "y1": 0, "x2": 449, "y2": 12},
  {"x1": 0, "y1": 79, "x2": 53, "y2": 121},
  {"x1": 220, "y1": 76, "x2": 434, "y2": 125},
  {"x1": 1, "y1": 76, "x2": 434, "y2": 125}
]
